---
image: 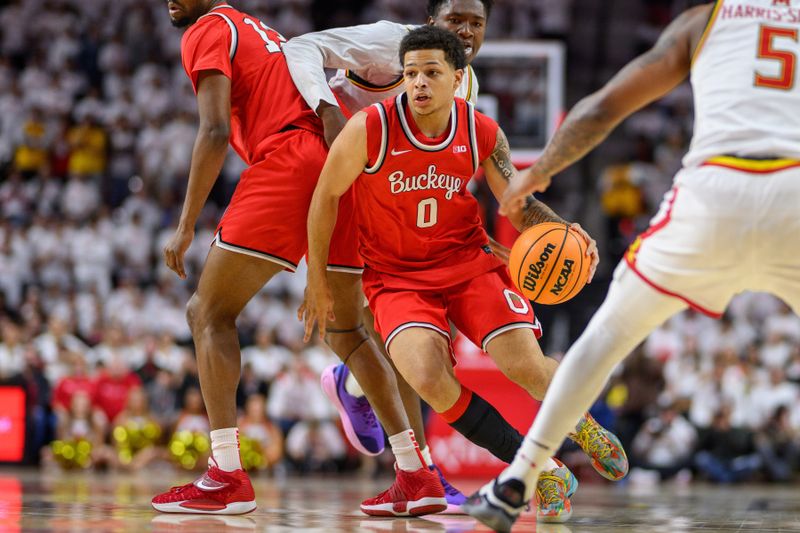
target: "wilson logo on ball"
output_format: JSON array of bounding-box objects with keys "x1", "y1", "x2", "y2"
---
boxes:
[{"x1": 522, "y1": 242, "x2": 556, "y2": 292}]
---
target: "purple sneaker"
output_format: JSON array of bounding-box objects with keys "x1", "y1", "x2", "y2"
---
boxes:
[
  {"x1": 321, "y1": 364, "x2": 385, "y2": 456},
  {"x1": 431, "y1": 464, "x2": 467, "y2": 514}
]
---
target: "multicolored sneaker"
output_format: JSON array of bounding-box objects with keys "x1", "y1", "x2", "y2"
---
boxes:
[
  {"x1": 360, "y1": 467, "x2": 447, "y2": 517},
  {"x1": 321, "y1": 363, "x2": 385, "y2": 456},
  {"x1": 551, "y1": 458, "x2": 578, "y2": 498},
  {"x1": 151, "y1": 461, "x2": 256, "y2": 515},
  {"x1": 536, "y1": 462, "x2": 574, "y2": 523},
  {"x1": 568, "y1": 412, "x2": 629, "y2": 481},
  {"x1": 462, "y1": 477, "x2": 526, "y2": 532},
  {"x1": 430, "y1": 464, "x2": 467, "y2": 514}
]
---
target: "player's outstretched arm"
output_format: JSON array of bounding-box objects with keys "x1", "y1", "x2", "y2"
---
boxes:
[
  {"x1": 283, "y1": 21, "x2": 411, "y2": 145},
  {"x1": 500, "y1": 3, "x2": 713, "y2": 217},
  {"x1": 482, "y1": 127, "x2": 599, "y2": 282},
  {"x1": 163, "y1": 71, "x2": 231, "y2": 279},
  {"x1": 300, "y1": 111, "x2": 370, "y2": 341}
]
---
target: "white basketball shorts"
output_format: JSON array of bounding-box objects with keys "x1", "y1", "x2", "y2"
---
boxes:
[{"x1": 623, "y1": 161, "x2": 800, "y2": 317}]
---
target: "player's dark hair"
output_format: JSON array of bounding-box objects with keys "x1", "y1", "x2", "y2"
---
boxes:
[
  {"x1": 399, "y1": 26, "x2": 467, "y2": 70},
  {"x1": 427, "y1": 0, "x2": 493, "y2": 19}
]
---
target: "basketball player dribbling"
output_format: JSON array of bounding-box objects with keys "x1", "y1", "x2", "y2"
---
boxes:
[
  {"x1": 283, "y1": 0, "x2": 499, "y2": 512},
  {"x1": 300, "y1": 26, "x2": 628, "y2": 521},
  {"x1": 153, "y1": 0, "x2": 446, "y2": 515},
  {"x1": 466, "y1": 1, "x2": 800, "y2": 530}
]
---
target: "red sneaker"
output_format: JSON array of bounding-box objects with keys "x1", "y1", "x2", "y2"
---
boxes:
[
  {"x1": 360, "y1": 467, "x2": 447, "y2": 517},
  {"x1": 151, "y1": 463, "x2": 256, "y2": 515}
]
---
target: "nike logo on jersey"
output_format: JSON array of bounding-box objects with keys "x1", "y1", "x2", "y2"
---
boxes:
[{"x1": 391, "y1": 148, "x2": 412, "y2": 156}]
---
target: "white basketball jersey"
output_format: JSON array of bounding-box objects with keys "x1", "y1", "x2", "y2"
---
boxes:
[
  {"x1": 283, "y1": 20, "x2": 479, "y2": 117},
  {"x1": 329, "y1": 63, "x2": 479, "y2": 115},
  {"x1": 684, "y1": 0, "x2": 800, "y2": 167}
]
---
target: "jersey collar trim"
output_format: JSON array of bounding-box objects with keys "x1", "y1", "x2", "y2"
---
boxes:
[{"x1": 395, "y1": 93, "x2": 458, "y2": 152}]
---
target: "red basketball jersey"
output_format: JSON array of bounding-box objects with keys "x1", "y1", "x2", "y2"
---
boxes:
[
  {"x1": 181, "y1": 4, "x2": 322, "y2": 166},
  {"x1": 356, "y1": 94, "x2": 501, "y2": 290}
]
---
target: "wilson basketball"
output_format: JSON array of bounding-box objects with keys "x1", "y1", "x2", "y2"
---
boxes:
[{"x1": 508, "y1": 222, "x2": 591, "y2": 305}]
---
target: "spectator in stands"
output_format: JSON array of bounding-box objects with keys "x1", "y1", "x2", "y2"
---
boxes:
[
  {"x1": 152, "y1": 332, "x2": 189, "y2": 377},
  {"x1": 286, "y1": 418, "x2": 347, "y2": 474},
  {"x1": 45, "y1": 390, "x2": 115, "y2": 470},
  {"x1": 268, "y1": 355, "x2": 331, "y2": 435},
  {"x1": 237, "y1": 362, "x2": 269, "y2": 410},
  {"x1": 0, "y1": 171, "x2": 33, "y2": 224},
  {"x1": 90, "y1": 322, "x2": 144, "y2": 370},
  {"x1": 631, "y1": 403, "x2": 697, "y2": 481},
  {"x1": 91, "y1": 355, "x2": 142, "y2": 431},
  {"x1": 112, "y1": 387, "x2": 163, "y2": 470},
  {"x1": 13, "y1": 108, "x2": 50, "y2": 179},
  {"x1": 756, "y1": 406, "x2": 799, "y2": 483},
  {"x1": 146, "y1": 369, "x2": 179, "y2": 429},
  {"x1": 174, "y1": 386, "x2": 209, "y2": 435},
  {"x1": 66, "y1": 115, "x2": 106, "y2": 178},
  {"x1": 238, "y1": 394, "x2": 284, "y2": 472},
  {"x1": 0, "y1": 318, "x2": 26, "y2": 381},
  {"x1": 694, "y1": 406, "x2": 761, "y2": 484},
  {"x1": 241, "y1": 326, "x2": 291, "y2": 384},
  {"x1": 62, "y1": 170, "x2": 101, "y2": 221},
  {"x1": 51, "y1": 352, "x2": 93, "y2": 423},
  {"x1": 614, "y1": 348, "x2": 665, "y2": 451},
  {"x1": 35, "y1": 316, "x2": 89, "y2": 385}
]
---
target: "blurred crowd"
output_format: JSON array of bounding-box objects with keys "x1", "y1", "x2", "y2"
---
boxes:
[{"x1": 0, "y1": 0, "x2": 798, "y2": 483}]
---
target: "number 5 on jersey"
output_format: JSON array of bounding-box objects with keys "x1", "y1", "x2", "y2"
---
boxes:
[{"x1": 755, "y1": 24, "x2": 798, "y2": 90}]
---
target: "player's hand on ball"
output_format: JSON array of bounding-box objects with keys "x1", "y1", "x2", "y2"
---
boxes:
[
  {"x1": 569, "y1": 223, "x2": 599, "y2": 283},
  {"x1": 163, "y1": 226, "x2": 194, "y2": 279},
  {"x1": 488, "y1": 237, "x2": 510, "y2": 265},
  {"x1": 298, "y1": 280, "x2": 336, "y2": 342}
]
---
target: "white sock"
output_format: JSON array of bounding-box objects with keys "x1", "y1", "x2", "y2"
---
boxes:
[
  {"x1": 420, "y1": 445, "x2": 433, "y2": 467},
  {"x1": 542, "y1": 456, "x2": 559, "y2": 471},
  {"x1": 388, "y1": 430, "x2": 425, "y2": 472},
  {"x1": 210, "y1": 427, "x2": 242, "y2": 472},
  {"x1": 499, "y1": 264, "x2": 685, "y2": 500},
  {"x1": 344, "y1": 371, "x2": 365, "y2": 398},
  {"x1": 500, "y1": 452, "x2": 558, "y2": 484}
]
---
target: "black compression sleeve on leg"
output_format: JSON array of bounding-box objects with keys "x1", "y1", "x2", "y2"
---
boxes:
[{"x1": 448, "y1": 392, "x2": 524, "y2": 464}]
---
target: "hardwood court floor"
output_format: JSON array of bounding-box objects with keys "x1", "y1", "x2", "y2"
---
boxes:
[{"x1": 1, "y1": 469, "x2": 798, "y2": 532}]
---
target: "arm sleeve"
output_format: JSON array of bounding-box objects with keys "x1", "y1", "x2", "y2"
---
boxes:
[
  {"x1": 181, "y1": 17, "x2": 234, "y2": 92},
  {"x1": 475, "y1": 110, "x2": 500, "y2": 163},
  {"x1": 282, "y1": 20, "x2": 413, "y2": 113}
]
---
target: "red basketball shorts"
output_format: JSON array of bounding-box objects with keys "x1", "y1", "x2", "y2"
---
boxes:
[
  {"x1": 363, "y1": 265, "x2": 543, "y2": 357},
  {"x1": 214, "y1": 129, "x2": 362, "y2": 273}
]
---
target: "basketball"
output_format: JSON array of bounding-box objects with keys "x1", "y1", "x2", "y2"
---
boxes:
[{"x1": 508, "y1": 222, "x2": 591, "y2": 305}]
